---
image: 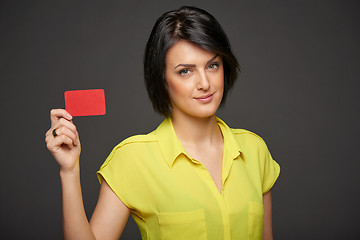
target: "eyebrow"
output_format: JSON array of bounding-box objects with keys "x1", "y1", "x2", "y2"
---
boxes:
[{"x1": 174, "y1": 54, "x2": 219, "y2": 69}]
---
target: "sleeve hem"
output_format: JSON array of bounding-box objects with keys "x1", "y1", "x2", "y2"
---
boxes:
[
  {"x1": 262, "y1": 160, "x2": 280, "y2": 195},
  {"x1": 96, "y1": 171, "x2": 132, "y2": 210}
]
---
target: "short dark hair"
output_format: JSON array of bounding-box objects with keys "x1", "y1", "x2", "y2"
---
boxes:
[{"x1": 144, "y1": 6, "x2": 240, "y2": 116}]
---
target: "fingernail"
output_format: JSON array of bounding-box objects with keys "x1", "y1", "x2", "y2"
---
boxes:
[{"x1": 67, "y1": 114, "x2": 73, "y2": 120}]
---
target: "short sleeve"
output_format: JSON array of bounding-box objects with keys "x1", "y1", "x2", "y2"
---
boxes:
[
  {"x1": 96, "y1": 143, "x2": 137, "y2": 209},
  {"x1": 260, "y1": 141, "x2": 280, "y2": 194}
]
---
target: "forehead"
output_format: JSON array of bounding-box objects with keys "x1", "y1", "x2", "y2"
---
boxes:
[{"x1": 165, "y1": 40, "x2": 217, "y2": 67}]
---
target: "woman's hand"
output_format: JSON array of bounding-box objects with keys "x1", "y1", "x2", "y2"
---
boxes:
[{"x1": 45, "y1": 109, "x2": 81, "y2": 174}]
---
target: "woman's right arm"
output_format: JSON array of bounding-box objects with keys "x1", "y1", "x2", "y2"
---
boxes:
[{"x1": 45, "y1": 109, "x2": 130, "y2": 240}]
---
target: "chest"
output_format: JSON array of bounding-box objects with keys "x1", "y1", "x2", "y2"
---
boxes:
[
  {"x1": 143, "y1": 154, "x2": 261, "y2": 212},
  {"x1": 133, "y1": 155, "x2": 263, "y2": 239},
  {"x1": 183, "y1": 143, "x2": 224, "y2": 192}
]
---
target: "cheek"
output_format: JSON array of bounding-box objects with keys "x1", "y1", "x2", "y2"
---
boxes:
[
  {"x1": 166, "y1": 80, "x2": 180, "y2": 99},
  {"x1": 220, "y1": 69, "x2": 225, "y2": 90},
  {"x1": 218, "y1": 77, "x2": 224, "y2": 89},
  {"x1": 166, "y1": 78, "x2": 187, "y2": 104},
  {"x1": 166, "y1": 77, "x2": 194, "y2": 100},
  {"x1": 218, "y1": 81, "x2": 224, "y2": 100},
  {"x1": 215, "y1": 70, "x2": 224, "y2": 91}
]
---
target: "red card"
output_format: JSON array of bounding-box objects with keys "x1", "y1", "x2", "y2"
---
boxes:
[{"x1": 64, "y1": 89, "x2": 106, "y2": 117}]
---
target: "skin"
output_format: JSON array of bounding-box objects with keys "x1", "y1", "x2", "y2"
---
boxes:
[
  {"x1": 165, "y1": 40, "x2": 225, "y2": 192},
  {"x1": 45, "y1": 40, "x2": 273, "y2": 239},
  {"x1": 165, "y1": 40, "x2": 224, "y2": 121},
  {"x1": 165, "y1": 41, "x2": 273, "y2": 239},
  {"x1": 263, "y1": 190, "x2": 273, "y2": 240},
  {"x1": 45, "y1": 109, "x2": 128, "y2": 239}
]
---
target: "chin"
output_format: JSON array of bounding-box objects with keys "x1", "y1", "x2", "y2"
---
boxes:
[
  {"x1": 172, "y1": 99, "x2": 221, "y2": 119},
  {"x1": 189, "y1": 106, "x2": 219, "y2": 119}
]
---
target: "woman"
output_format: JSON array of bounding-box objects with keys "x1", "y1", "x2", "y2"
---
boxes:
[{"x1": 45, "y1": 6, "x2": 280, "y2": 240}]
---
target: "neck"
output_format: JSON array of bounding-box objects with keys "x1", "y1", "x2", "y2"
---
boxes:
[{"x1": 171, "y1": 113, "x2": 222, "y2": 147}]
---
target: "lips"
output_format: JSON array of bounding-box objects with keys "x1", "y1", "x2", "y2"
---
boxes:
[
  {"x1": 195, "y1": 93, "x2": 213, "y2": 99},
  {"x1": 194, "y1": 93, "x2": 214, "y2": 103}
]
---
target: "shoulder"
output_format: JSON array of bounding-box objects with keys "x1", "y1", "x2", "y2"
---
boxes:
[
  {"x1": 108, "y1": 132, "x2": 159, "y2": 159},
  {"x1": 217, "y1": 117, "x2": 268, "y2": 149},
  {"x1": 230, "y1": 128, "x2": 269, "y2": 150},
  {"x1": 231, "y1": 128, "x2": 265, "y2": 141},
  {"x1": 114, "y1": 132, "x2": 158, "y2": 149},
  {"x1": 231, "y1": 128, "x2": 263, "y2": 139},
  {"x1": 101, "y1": 132, "x2": 158, "y2": 168}
]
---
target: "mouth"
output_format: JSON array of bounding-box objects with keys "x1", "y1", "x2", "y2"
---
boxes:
[{"x1": 194, "y1": 93, "x2": 214, "y2": 102}]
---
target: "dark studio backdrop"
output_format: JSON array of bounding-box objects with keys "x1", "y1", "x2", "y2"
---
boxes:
[{"x1": 1, "y1": 0, "x2": 359, "y2": 239}]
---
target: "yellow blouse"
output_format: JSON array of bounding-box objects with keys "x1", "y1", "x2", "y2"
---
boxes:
[{"x1": 97, "y1": 117, "x2": 280, "y2": 239}]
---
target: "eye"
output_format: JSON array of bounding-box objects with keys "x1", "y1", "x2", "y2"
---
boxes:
[
  {"x1": 178, "y1": 68, "x2": 191, "y2": 76},
  {"x1": 208, "y1": 62, "x2": 219, "y2": 70}
]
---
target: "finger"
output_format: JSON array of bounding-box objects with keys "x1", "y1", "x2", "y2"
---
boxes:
[
  {"x1": 45, "y1": 128, "x2": 51, "y2": 138},
  {"x1": 52, "y1": 117, "x2": 78, "y2": 138},
  {"x1": 50, "y1": 109, "x2": 73, "y2": 126},
  {"x1": 47, "y1": 135, "x2": 76, "y2": 153},
  {"x1": 54, "y1": 126, "x2": 78, "y2": 146},
  {"x1": 49, "y1": 117, "x2": 79, "y2": 146},
  {"x1": 45, "y1": 128, "x2": 61, "y2": 141},
  {"x1": 45, "y1": 128, "x2": 58, "y2": 141},
  {"x1": 45, "y1": 132, "x2": 52, "y2": 145},
  {"x1": 54, "y1": 117, "x2": 77, "y2": 131}
]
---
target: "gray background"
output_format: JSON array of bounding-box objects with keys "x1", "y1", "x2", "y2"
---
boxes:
[{"x1": 1, "y1": 0, "x2": 359, "y2": 239}]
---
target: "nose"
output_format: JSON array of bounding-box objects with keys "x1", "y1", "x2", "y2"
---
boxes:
[{"x1": 197, "y1": 71, "x2": 210, "y2": 91}]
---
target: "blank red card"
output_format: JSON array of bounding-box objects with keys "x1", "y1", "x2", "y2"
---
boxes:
[{"x1": 64, "y1": 89, "x2": 106, "y2": 117}]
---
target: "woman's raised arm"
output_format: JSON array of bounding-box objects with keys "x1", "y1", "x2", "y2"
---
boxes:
[{"x1": 45, "y1": 109, "x2": 130, "y2": 239}]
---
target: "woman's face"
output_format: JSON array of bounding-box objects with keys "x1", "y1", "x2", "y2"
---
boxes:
[{"x1": 165, "y1": 40, "x2": 224, "y2": 119}]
